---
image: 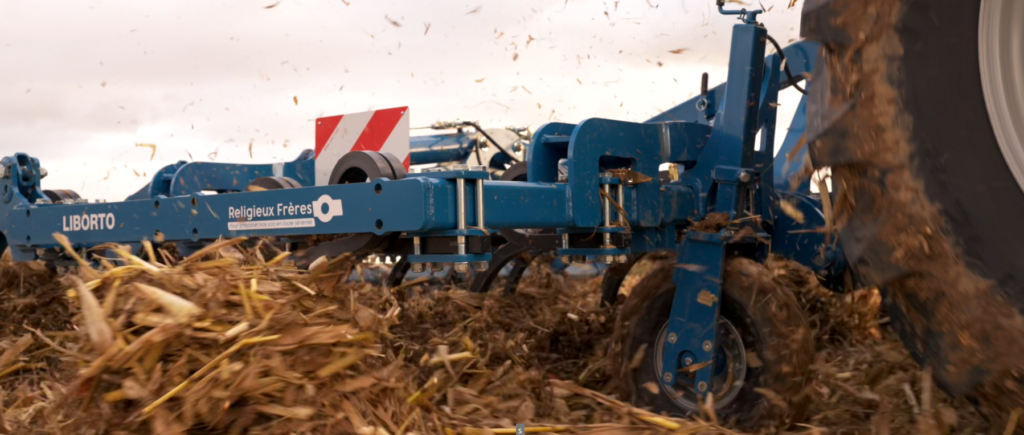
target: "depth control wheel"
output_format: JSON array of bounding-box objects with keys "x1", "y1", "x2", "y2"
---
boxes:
[{"x1": 614, "y1": 258, "x2": 812, "y2": 428}]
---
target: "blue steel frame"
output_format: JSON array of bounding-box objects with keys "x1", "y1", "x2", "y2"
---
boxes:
[
  {"x1": 120, "y1": 131, "x2": 500, "y2": 202},
  {"x1": 0, "y1": 13, "x2": 838, "y2": 402}
]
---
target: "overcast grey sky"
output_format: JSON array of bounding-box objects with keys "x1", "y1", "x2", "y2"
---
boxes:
[{"x1": 0, "y1": 0, "x2": 803, "y2": 200}]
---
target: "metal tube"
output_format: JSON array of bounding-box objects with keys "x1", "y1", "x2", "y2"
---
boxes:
[
  {"x1": 617, "y1": 184, "x2": 625, "y2": 225},
  {"x1": 457, "y1": 177, "x2": 466, "y2": 255},
  {"x1": 413, "y1": 236, "x2": 421, "y2": 255},
  {"x1": 476, "y1": 179, "x2": 485, "y2": 229},
  {"x1": 603, "y1": 183, "x2": 612, "y2": 246},
  {"x1": 560, "y1": 233, "x2": 571, "y2": 263}
]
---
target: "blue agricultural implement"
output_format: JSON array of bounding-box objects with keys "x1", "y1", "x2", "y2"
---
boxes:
[
  {"x1": 0, "y1": 3, "x2": 842, "y2": 425},
  {"x1": 6, "y1": 0, "x2": 1021, "y2": 427}
]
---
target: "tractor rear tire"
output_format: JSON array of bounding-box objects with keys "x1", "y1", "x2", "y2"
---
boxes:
[
  {"x1": 802, "y1": 0, "x2": 1024, "y2": 425},
  {"x1": 612, "y1": 258, "x2": 813, "y2": 429}
]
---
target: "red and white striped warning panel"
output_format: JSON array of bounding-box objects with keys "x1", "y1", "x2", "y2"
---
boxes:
[{"x1": 313, "y1": 106, "x2": 410, "y2": 186}]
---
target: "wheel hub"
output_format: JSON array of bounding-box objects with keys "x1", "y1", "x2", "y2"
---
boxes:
[
  {"x1": 653, "y1": 317, "x2": 747, "y2": 411},
  {"x1": 980, "y1": 0, "x2": 1024, "y2": 194}
]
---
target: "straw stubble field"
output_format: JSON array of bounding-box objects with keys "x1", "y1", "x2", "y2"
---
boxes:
[{"x1": 0, "y1": 239, "x2": 988, "y2": 434}]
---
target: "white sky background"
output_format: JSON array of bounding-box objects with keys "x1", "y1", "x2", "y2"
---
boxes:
[{"x1": 0, "y1": 0, "x2": 804, "y2": 201}]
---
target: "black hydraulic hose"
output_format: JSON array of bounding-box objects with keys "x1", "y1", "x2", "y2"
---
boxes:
[
  {"x1": 464, "y1": 121, "x2": 522, "y2": 163},
  {"x1": 473, "y1": 140, "x2": 484, "y2": 166},
  {"x1": 765, "y1": 34, "x2": 808, "y2": 95}
]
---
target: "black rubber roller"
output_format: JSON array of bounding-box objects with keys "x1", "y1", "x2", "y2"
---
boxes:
[
  {"x1": 245, "y1": 176, "x2": 302, "y2": 191},
  {"x1": 377, "y1": 151, "x2": 408, "y2": 181},
  {"x1": 500, "y1": 161, "x2": 529, "y2": 182},
  {"x1": 43, "y1": 189, "x2": 81, "y2": 203},
  {"x1": 329, "y1": 151, "x2": 405, "y2": 185}
]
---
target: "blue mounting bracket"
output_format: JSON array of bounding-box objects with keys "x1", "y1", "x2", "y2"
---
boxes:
[
  {"x1": 656, "y1": 20, "x2": 770, "y2": 400},
  {"x1": 663, "y1": 231, "x2": 727, "y2": 393},
  {"x1": 126, "y1": 150, "x2": 316, "y2": 200}
]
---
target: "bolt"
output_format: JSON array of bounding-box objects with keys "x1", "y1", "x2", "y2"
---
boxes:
[
  {"x1": 560, "y1": 255, "x2": 571, "y2": 264},
  {"x1": 684, "y1": 357, "x2": 694, "y2": 365},
  {"x1": 598, "y1": 255, "x2": 614, "y2": 264},
  {"x1": 616, "y1": 254, "x2": 629, "y2": 263},
  {"x1": 667, "y1": 333, "x2": 677, "y2": 344},
  {"x1": 454, "y1": 262, "x2": 470, "y2": 273},
  {"x1": 738, "y1": 171, "x2": 752, "y2": 183},
  {"x1": 571, "y1": 255, "x2": 587, "y2": 264},
  {"x1": 663, "y1": 372, "x2": 673, "y2": 383},
  {"x1": 470, "y1": 165, "x2": 488, "y2": 172},
  {"x1": 473, "y1": 261, "x2": 489, "y2": 272},
  {"x1": 702, "y1": 340, "x2": 713, "y2": 352},
  {"x1": 697, "y1": 381, "x2": 708, "y2": 392},
  {"x1": 429, "y1": 262, "x2": 444, "y2": 271},
  {"x1": 410, "y1": 263, "x2": 425, "y2": 273}
]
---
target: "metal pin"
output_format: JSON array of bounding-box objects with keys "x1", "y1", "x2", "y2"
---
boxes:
[
  {"x1": 456, "y1": 177, "x2": 466, "y2": 256},
  {"x1": 413, "y1": 236, "x2": 422, "y2": 271},
  {"x1": 602, "y1": 183, "x2": 612, "y2": 247},
  {"x1": 561, "y1": 233, "x2": 570, "y2": 263},
  {"x1": 616, "y1": 183, "x2": 625, "y2": 225},
  {"x1": 476, "y1": 178, "x2": 484, "y2": 230}
]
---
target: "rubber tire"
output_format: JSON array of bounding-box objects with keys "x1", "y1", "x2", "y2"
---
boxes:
[
  {"x1": 621, "y1": 258, "x2": 813, "y2": 429},
  {"x1": 802, "y1": 0, "x2": 1024, "y2": 420},
  {"x1": 893, "y1": 0, "x2": 1024, "y2": 308}
]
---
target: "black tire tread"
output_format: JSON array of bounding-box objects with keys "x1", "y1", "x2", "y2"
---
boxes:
[{"x1": 610, "y1": 258, "x2": 813, "y2": 429}]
